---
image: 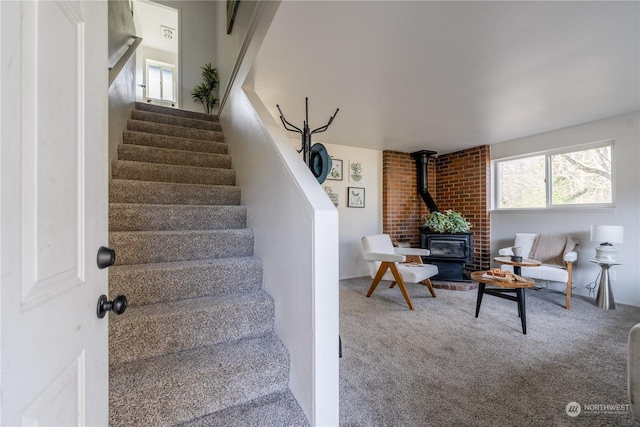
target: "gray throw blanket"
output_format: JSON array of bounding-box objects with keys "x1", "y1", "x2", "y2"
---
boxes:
[{"x1": 529, "y1": 233, "x2": 579, "y2": 267}]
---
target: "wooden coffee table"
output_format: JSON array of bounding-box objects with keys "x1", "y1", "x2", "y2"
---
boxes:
[
  {"x1": 493, "y1": 256, "x2": 542, "y2": 276},
  {"x1": 471, "y1": 271, "x2": 535, "y2": 334}
]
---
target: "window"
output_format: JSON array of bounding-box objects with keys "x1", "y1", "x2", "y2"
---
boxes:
[
  {"x1": 494, "y1": 141, "x2": 614, "y2": 209},
  {"x1": 146, "y1": 60, "x2": 175, "y2": 102}
]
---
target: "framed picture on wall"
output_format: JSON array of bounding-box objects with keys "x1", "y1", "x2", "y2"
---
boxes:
[
  {"x1": 324, "y1": 186, "x2": 339, "y2": 207},
  {"x1": 349, "y1": 160, "x2": 363, "y2": 182},
  {"x1": 327, "y1": 159, "x2": 343, "y2": 180},
  {"x1": 347, "y1": 187, "x2": 365, "y2": 208}
]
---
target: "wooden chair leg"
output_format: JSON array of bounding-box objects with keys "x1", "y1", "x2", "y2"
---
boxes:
[
  {"x1": 367, "y1": 261, "x2": 415, "y2": 310},
  {"x1": 565, "y1": 262, "x2": 573, "y2": 310},
  {"x1": 367, "y1": 262, "x2": 390, "y2": 297},
  {"x1": 388, "y1": 263, "x2": 414, "y2": 310},
  {"x1": 422, "y1": 278, "x2": 437, "y2": 298},
  {"x1": 389, "y1": 281, "x2": 397, "y2": 288}
]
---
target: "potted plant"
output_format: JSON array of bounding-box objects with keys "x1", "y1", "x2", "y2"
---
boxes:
[
  {"x1": 422, "y1": 210, "x2": 471, "y2": 233},
  {"x1": 191, "y1": 63, "x2": 219, "y2": 114}
]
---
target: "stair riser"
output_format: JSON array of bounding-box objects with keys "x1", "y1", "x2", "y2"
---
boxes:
[
  {"x1": 123, "y1": 131, "x2": 227, "y2": 154},
  {"x1": 135, "y1": 102, "x2": 219, "y2": 122},
  {"x1": 112, "y1": 161, "x2": 236, "y2": 186},
  {"x1": 109, "y1": 258, "x2": 263, "y2": 306},
  {"x1": 109, "y1": 180, "x2": 241, "y2": 206},
  {"x1": 174, "y1": 390, "x2": 309, "y2": 427},
  {"x1": 128, "y1": 119, "x2": 224, "y2": 142},
  {"x1": 109, "y1": 295, "x2": 275, "y2": 365},
  {"x1": 131, "y1": 109, "x2": 223, "y2": 132},
  {"x1": 110, "y1": 230, "x2": 254, "y2": 265},
  {"x1": 109, "y1": 336, "x2": 290, "y2": 427},
  {"x1": 109, "y1": 204, "x2": 246, "y2": 231},
  {"x1": 118, "y1": 145, "x2": 231, "y2": 170}
]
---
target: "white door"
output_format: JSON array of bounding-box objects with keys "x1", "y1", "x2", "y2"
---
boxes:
[{"x1": 1, "y1": 1, "x2": 109, "y2": 425}]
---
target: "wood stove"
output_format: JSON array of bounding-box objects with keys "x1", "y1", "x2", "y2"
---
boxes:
[
  {"x1": 420, "y1": 230, "x2": 473, "y2": 281},
  {"x1": 410, "y1": 150, "x2": 473, "y2": 281}
]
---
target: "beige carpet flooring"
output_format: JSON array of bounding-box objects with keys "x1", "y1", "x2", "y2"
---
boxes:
[{"x1": 339, "y1": 277, "x2": 640, "y2": 426}]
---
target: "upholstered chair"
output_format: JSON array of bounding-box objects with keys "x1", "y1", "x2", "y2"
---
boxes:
[
  {"x1": 361, "y1": 234, "x2": 438, "y2": 310},
  {"x1": 499, "y1": 233, "x2": 579, "y2": 310}
]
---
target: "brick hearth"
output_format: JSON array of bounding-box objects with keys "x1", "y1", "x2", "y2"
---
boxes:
[{"x1": 431, "y1": 280, "x2": 479, "y2": 291}]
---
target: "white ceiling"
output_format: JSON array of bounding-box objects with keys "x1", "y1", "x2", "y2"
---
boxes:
[
  {"x1": 253, "y1": 1, "x2": 639, "y2": 155},
  {"x1": 133, "y1": 0, "x2": 179, "y2": 55}
]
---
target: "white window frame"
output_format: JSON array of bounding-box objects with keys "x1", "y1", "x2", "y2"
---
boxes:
[
  {"x1": 492, "y1": 140, "x2": 615, "y2": 211},
  {"x1": 145, "y1": 59, "x2": 176, "y2": 104}
]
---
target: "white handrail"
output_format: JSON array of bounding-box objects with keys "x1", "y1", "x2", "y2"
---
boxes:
[{"x1": 108, "y1": 36, "x2": 142, "y2": 88}]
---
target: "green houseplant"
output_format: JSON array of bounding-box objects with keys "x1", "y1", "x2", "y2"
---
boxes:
[
  {"x1": 191, "y1": 63, "x2": 219, "y2": 114},
  {"x1": 422, "y1": 210, "x2": 471, "y2": 233}
]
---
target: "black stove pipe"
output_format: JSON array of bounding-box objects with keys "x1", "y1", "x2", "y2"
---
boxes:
[{"x1": 411, "y1": 150, "x2": 439, "y2": 213}]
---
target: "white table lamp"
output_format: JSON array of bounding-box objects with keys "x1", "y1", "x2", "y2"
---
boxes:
[{"x1": 590, "y1": 225, "x2": 623, "y2": 261}]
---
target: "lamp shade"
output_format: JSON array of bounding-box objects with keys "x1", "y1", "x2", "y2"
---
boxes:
[{"x1": 590, "y1": 225, "x2": 624, "y2": 244}]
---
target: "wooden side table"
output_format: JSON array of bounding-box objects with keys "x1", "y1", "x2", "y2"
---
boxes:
[
  {"x1": 590, "y1": 259, "x2": 622, "y2": 310},
  {"x1": 471, "y1": 271, "x2": 535, "y2": 334}
]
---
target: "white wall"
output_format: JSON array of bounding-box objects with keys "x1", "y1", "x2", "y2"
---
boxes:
[
  {"x1": 155, "y1": 0, "x2": 217, "y2": 113},
  {"x1": 108, "y1": 0, "x2": 137, "y2": 175},
  {"x1": 319, "y1": 143, "x2": 383, "y2": 279},
  {"x1": 491, "y1": 112, "x2": 640, "y2": 307},
  {"x1": 108, "y1": 0, "x2": 136, "y2": 67},
  {"x1": 108, "y1": 59, "x2": 136, "y2": 174},
  {"x1": 215, "y1": 1, "x2": 339, "y2": 424},
  {"x1": 221, "y1": 86, "x2": 339, "y2": 426},
  {"x1": 142, "y1": 45, "x2": 178, "y2": 68},
  {"x1": 215, "y1": 0, "x2": 258, "y2": 103}
]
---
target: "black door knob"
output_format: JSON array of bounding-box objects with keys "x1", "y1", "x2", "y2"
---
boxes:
[
  {"x1": 97, "y1": 246, "x2": 116, "y2": 269},
  {"x1": 97, "y1": 295, "x2": 128, "y2": 319}
]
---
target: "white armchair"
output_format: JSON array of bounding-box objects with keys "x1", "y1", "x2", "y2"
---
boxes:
[
  {"x1": 361, "y1": 234, "x2": 438, "y2": 310},
  {"x1": 499, "y1": 233, "x2": 579, "y2": 310}
]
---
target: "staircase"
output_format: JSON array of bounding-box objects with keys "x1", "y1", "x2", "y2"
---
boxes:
[{"x1": 108, "y1": 102, "x2": 309, "y2": 426}]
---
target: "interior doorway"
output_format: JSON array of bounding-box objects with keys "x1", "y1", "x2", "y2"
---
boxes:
[{"x1": 133, "y1": 0, "x2": 179, "y2": 108}]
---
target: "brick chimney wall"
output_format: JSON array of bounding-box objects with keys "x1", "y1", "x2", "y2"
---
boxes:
[
  {"x1": 382, "y1": 151, "x2": 433, "y2": 247},
  {"x1": 382, "y1": 146, "x2": 491, "y2": 273}
]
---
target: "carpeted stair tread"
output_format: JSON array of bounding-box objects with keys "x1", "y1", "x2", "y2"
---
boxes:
[
  {"x1": 109, "y1": 290, "x2": 275, "y2": 365},
  {"x1": 123, "y1": 130, "x2": 227, "y2": 154},
  {"x1": 110, "y1": 229, "x2": 254, "y2": 265},
  {"x1": 117, "y1": 144, "x2": 231, "y2": 169},
  {"x1": 134, "y1": 101, "x2": 219, "y2": 122},
  {"x1": 109, "y1": 180, "x2": 240, "y2": 205},
  {"x1": 108, "y1": 103, "x2": 307, "y2": 426},
  {"x1": 109, "y1": 203, "x2": 246, "y2": 231},
  {"x1": 128, "y1": 119, "x2": 224, "y2": 142},
  {"x1": 109, "y1": 257, "x2": 263, "y2": 306},
  {"x1": 175, "y1": 390, "x2": 310, "y2": 427},
  {"x1": 131, "y1": 109, "x2": 223, "y2": 132},
  {"x1": 112, "y1": 160, "x2": 235, "y2": 186},
  {"x1": 109, "y1": 334, "x2": 290, "y2": 427}
]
